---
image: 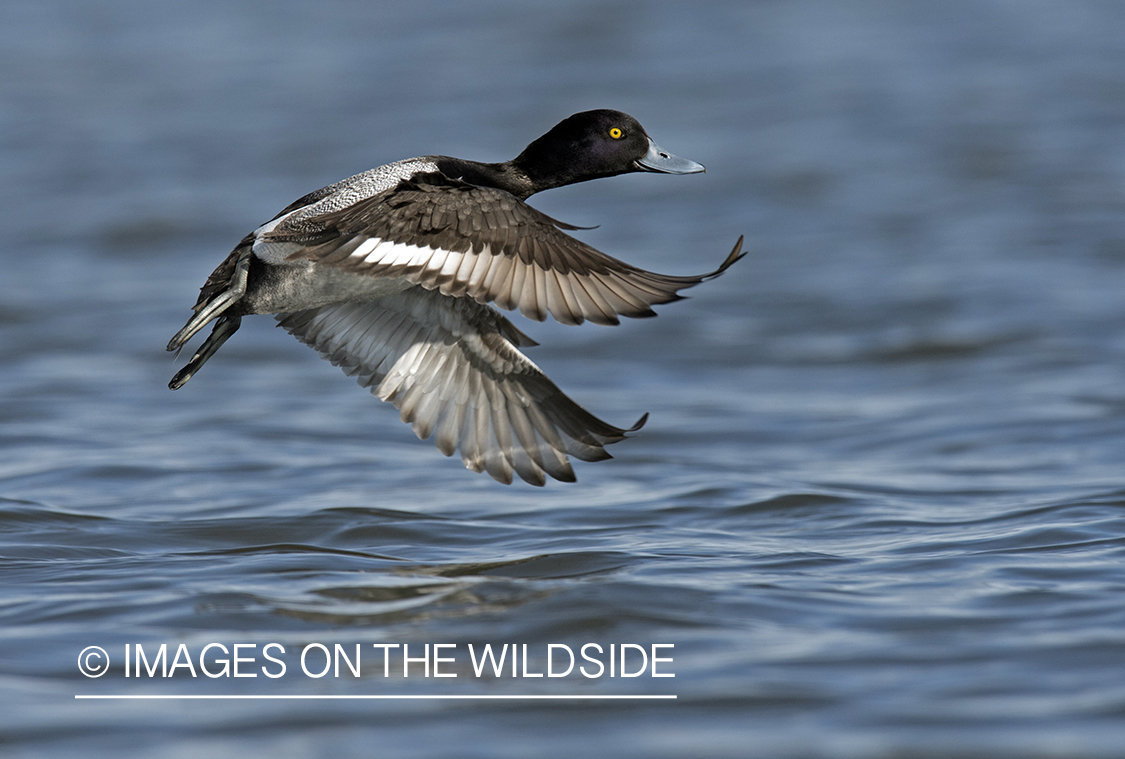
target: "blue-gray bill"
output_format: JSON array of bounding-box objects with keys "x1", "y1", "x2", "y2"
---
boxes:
[{"x1": 634, "y1": 139, "x2": 705, "y2": 174}]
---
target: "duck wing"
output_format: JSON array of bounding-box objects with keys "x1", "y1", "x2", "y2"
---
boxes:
[
  {"x1": 277, "y1": 285, "x2": 646, "y2": 485},
  {"x1": 268, "y1": 172, "x2": 744, "y2": 326}
]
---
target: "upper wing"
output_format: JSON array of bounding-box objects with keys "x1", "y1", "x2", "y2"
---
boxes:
[
  {"x1": 276, "y1": 286, "x2": 646, "y2": 486},
  {"x1": 267, "y1": 172, "x2": 744, "y2": 326}
]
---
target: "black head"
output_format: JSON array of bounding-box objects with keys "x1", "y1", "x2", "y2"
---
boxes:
[{"x1": 511, "y1": 110, "x2": 704, "y2": 195}]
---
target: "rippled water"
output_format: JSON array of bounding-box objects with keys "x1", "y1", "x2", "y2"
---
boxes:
[{"x1": 3, "y1": 1, "x2": 1125, "y2": 756}]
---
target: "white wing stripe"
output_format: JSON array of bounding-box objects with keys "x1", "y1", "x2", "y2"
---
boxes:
[{"x1": 349, "y1": 237, "x2": 382, "y2": 263}]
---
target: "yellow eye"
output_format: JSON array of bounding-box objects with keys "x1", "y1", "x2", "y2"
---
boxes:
[{"x1": 609, "y1": 127, "x2": 623, "y2": 139}]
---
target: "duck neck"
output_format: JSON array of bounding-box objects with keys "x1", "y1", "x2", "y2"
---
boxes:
[
  {"x1": 508, "y1": 145, "x2": 606, "y2": 197},
  {"x1": 432, "y1": 157, "x2": 540, "y2": 200}
]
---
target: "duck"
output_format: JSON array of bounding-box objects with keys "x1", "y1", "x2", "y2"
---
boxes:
[{"x1": 168, "y1": 109, "x2": 744, "y2": 486}]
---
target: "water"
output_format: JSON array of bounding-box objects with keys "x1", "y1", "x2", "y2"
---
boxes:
[{"x1": 3, "y1": 0, "x2": 1125, "y2": 756}]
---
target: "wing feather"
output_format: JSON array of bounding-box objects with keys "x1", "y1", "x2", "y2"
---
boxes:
[
  {"x1": 276, "y1": 286, "x2": 642, "y2": 485},
  {"x1": 264, "y1": 173, "x2": 744, "y2": 326}
]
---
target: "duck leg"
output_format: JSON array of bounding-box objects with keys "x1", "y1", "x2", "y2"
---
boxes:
[
  {"x1": 167, "y1": 246, "x2": 253, "y2": 389},
  {"x1": 168, "y1": 315, "x2": 242, "y2": 389},
  {"x1": 166, "y1": 246, "x2": 253, "y2": 353}
]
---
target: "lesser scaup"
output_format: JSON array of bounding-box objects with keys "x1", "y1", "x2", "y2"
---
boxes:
[{"x1": 168, "y1": 109, "x2": 744, "y2": 485}]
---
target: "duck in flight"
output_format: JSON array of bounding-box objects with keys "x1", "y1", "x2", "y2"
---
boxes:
[{"x1": 168, "y1": 110, "x2": 744, "y2": 485}]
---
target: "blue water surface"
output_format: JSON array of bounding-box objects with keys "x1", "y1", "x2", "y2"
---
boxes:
[{"x1": 2, "y1": 1, "x2": 1125, "y2": 757}]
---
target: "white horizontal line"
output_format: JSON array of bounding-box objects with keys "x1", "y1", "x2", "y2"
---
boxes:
[{"x1": 75, "y1": 694, "x2": 676, "y2": 700}]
